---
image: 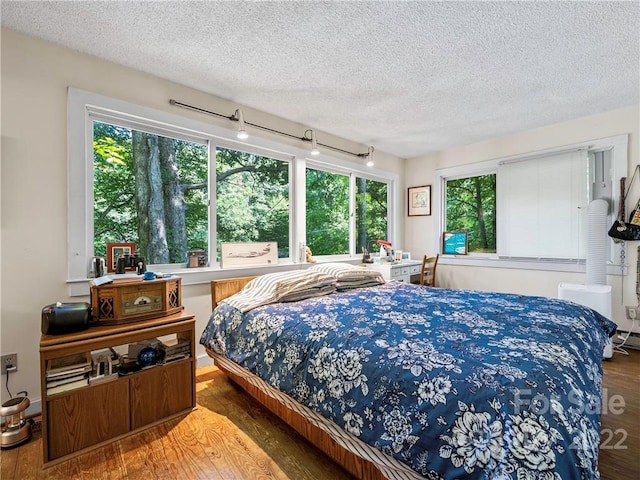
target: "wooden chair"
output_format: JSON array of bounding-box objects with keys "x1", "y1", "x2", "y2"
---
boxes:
[{"x1": 419, "y1": 254, "x2": 439, "y2": 286}]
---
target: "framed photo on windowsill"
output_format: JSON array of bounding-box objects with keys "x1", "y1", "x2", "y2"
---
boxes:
[
  {"x1": 106, "y1": 242, "x2": 135, "y2": 272},
  {"x1": 442, "y1": 231, "x2": 468, "y2": 255},
  {"x1": 220, "y1": 242, "x2": 278, "y2": 268},
  {"x1": 408, "y1": 185, "x2": 431, "y2": 216}
]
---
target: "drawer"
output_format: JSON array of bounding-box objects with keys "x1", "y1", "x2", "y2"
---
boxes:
[
  {"x1": 409, "y1": 265, "x2": 421, "y2": 274},
  {"x1": 390, "y1": 267, "x2": 410, "y2": 278},
  {"x1": 390, "y1": 269, "x2": 402, "y2": 279}
]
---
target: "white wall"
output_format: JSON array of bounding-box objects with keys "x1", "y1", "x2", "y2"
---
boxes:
[
  {"x1": 404, "y1": 105, "x2": 640, "y2": 332},
  {"x1": 0, "y1": 28, "x2": 404, "y2": 408}
]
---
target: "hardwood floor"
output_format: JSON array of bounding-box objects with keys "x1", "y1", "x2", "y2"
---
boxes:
[
  {"x1": 598, "y1": 349, "x2": 640, "y2": 479},
  {"x1": 1, "y1": 351, "x2": 638, "y2": 479}
]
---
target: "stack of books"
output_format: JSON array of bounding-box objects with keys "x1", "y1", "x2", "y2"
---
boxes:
[
  {"x1": 158, "y1": 338, "x2": 190, "y2": 364},
  {"x1": 45, "y1": 352, "x2": 91, "y2": 395}
]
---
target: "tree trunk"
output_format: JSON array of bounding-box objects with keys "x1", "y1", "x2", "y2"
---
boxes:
[
  {"x1": 356, "y1": 177, "x2": 368, "y2": 251},
  {"x1": 132, "y1": 132, "x2": 169, "y2": 264},
  {"x1": 159, "y1": 137, "x2": 187, "y2": 263},
  {"x1": 474, "y1": 176, "x2": 488, "y2": 250}
]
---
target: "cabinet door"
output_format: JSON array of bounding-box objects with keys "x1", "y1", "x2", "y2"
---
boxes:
[
  {"x1": 47, "y1": 380, "x2": 129, "y2": 461},
  {"x1": 130, "y1": 361, "x2": 194, "y2": 430}
]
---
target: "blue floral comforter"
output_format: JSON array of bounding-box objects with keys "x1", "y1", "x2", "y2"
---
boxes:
[{"x1": 200, "y1": 282, "x2": 616, "y2": 479}]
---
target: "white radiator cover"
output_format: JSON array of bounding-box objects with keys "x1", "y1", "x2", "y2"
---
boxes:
[{"x1": 558, "y1": 283, "x2": 613, "y2": 358}]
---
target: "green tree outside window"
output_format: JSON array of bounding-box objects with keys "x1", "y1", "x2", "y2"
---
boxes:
[{"x1": 446, "y1": 174, "x2": 496, "y2": 253}]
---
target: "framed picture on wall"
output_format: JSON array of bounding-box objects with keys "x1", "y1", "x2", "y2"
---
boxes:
[
  {"x1": 106, "y1": 242, "x2": 135, "y2": 272},
  {"x1": 442, "y1": 231, "x2": 468, "y2": 255},
  {"x1": 408, "y1": 185, "x2": 431, "y2": 216}
]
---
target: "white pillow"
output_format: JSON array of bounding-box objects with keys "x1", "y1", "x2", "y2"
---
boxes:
[{"x1": 309, "y1": 263, "x2": 385, "y2": 289}]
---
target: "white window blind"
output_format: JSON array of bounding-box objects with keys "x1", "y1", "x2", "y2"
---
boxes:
[{"x1": 497, "y1": 150, "x2": 589, "y2": 259}]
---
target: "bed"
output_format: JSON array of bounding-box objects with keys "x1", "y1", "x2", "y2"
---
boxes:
[{"x1": 200, "y1": 268, "x2": 616, "y2": 479}]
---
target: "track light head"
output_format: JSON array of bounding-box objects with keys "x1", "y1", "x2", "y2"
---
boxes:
[
  {"x1": 305, "y1": 129, "x2": 320, "y2": 156},
  {"x1": 310, "y1": 130, "x2": 320, "y2": 155},
  {"x1": 366, "y1": 146, "x2": 375, "y2": 167},
  {"x1": 234, "y1": 109, "x2": 248, "y2": 140},
  {"x1": 357, "y1": 146, "x2": 375, "y2": 166}
]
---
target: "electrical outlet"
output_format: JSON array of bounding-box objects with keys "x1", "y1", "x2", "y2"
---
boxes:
[
  {"x1": 625, "y1": 306, "x2": 638, "y2": 320},
  {"x1": 1, "y1": 353, "x2": 17, "y2": 374}
]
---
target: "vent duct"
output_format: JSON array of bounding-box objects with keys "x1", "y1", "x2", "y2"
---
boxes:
[{"x1": 586, "y1": 199, "x2": 609, "y2": 285}]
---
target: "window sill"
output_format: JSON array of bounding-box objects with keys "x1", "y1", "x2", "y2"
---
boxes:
[
  {"x1": 67, "y1": 255, "x2": 363, "y2": 296},
  {"x1": 438, "y1": 255, "x2": 625, "y2": 275}
]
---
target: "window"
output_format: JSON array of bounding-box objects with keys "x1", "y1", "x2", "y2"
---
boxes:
[
  {"x1": 435, "y1": 135, "x2": 628, "y2": 271},
  {"x1": 445, "y1": 174, "x2": 496, "y2": 254},
  {"x1": 68, "y1": 88, "x2": 397, "y2": 292},
  {"x1": 306, "y1": 168, "x2": 349, "y2": 255},
  {"x1": 93, "y1": 121, "x2": 209, "y2": 264},
  {"x1": 305, "y1": 167, "x2": 390, "y2": 256},
  {"x1": 216, "y1": 147, "x2": 289, "y2": 259},
  {"x1": 356, "y1": 177, "x2": 388, "y2": 253},
  {"x1": 498, "y1": 150, "x2": 588, "y2": 259}
]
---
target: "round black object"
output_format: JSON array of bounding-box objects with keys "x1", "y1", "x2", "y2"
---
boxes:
[
  {"x1": 137, "y1": 347, "x2": 157, "y2": 367},
  {"x1": 41, "y1": 302, "x2": 91, "y2": 335}
]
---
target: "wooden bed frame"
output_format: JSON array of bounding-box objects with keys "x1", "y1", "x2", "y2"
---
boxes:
[{"x1": 209, "y1": 277, "x2": 391, "y2": 480}]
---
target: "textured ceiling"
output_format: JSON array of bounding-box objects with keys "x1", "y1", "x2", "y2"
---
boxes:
[{"x1": 1, "y1": 1, "x2": 639, "y2": 159}]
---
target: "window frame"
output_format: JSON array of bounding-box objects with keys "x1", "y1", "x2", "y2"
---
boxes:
[
  {"x1": 212, "y1": 143, "x2": 295, "y2": 262},
  {"x1": 305, "y1": 159, "x2": 394, "y2": 258},
  {"x1": 68, "y1": 88, "x2": 397, "y2": 295},
  {"x1": 304, "y1": 162, "x2": 352, "y2": 256},
  {"x1": 433, "y1": 134, "x2": 629, "y2": 273}
]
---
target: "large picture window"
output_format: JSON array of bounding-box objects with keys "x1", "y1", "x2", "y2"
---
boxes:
[{"x1": 68, "y1": 88, "x2": 396, "y2": 291}]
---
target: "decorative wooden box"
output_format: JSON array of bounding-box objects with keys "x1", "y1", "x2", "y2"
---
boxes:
[{"x1": 90, "y1": 277, "x2": 183, "y2": 325}]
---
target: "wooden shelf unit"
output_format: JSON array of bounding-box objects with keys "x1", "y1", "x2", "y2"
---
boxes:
[{"x1": 39, "y1": 310, "x2": 196, "y2": 466}]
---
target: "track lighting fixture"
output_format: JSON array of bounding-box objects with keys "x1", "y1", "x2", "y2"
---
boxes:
[
  {"x1": 305, "y1": 129, "x2": 320, "y2": 156},
  {"x1": 366, "y1": 146, "x2": 375, "y2": 167},
  {"x1": 170, "y1": 99, "x2": 373, "y2": 161},
  {"x1": 356, "y1": 146, "x2": 375, "y2": 167},
  {"x1": 233, "y1": 109, "x2": 249, "y2": 140}
]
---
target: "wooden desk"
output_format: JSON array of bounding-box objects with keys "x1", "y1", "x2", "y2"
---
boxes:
[{"x1": 367, "y1": 260, "x2": 422, "y2": 283}]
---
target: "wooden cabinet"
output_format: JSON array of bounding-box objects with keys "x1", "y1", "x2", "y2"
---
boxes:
[
  {"x1": 46, "y1": 380, "x2": 130, "y2": 460},
  {"x1": 129, "y1": 360, "x2": 193, "y2": 429},
  {"x1": 39, "y1": 310, "x2": 195, "y2": 465}
]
